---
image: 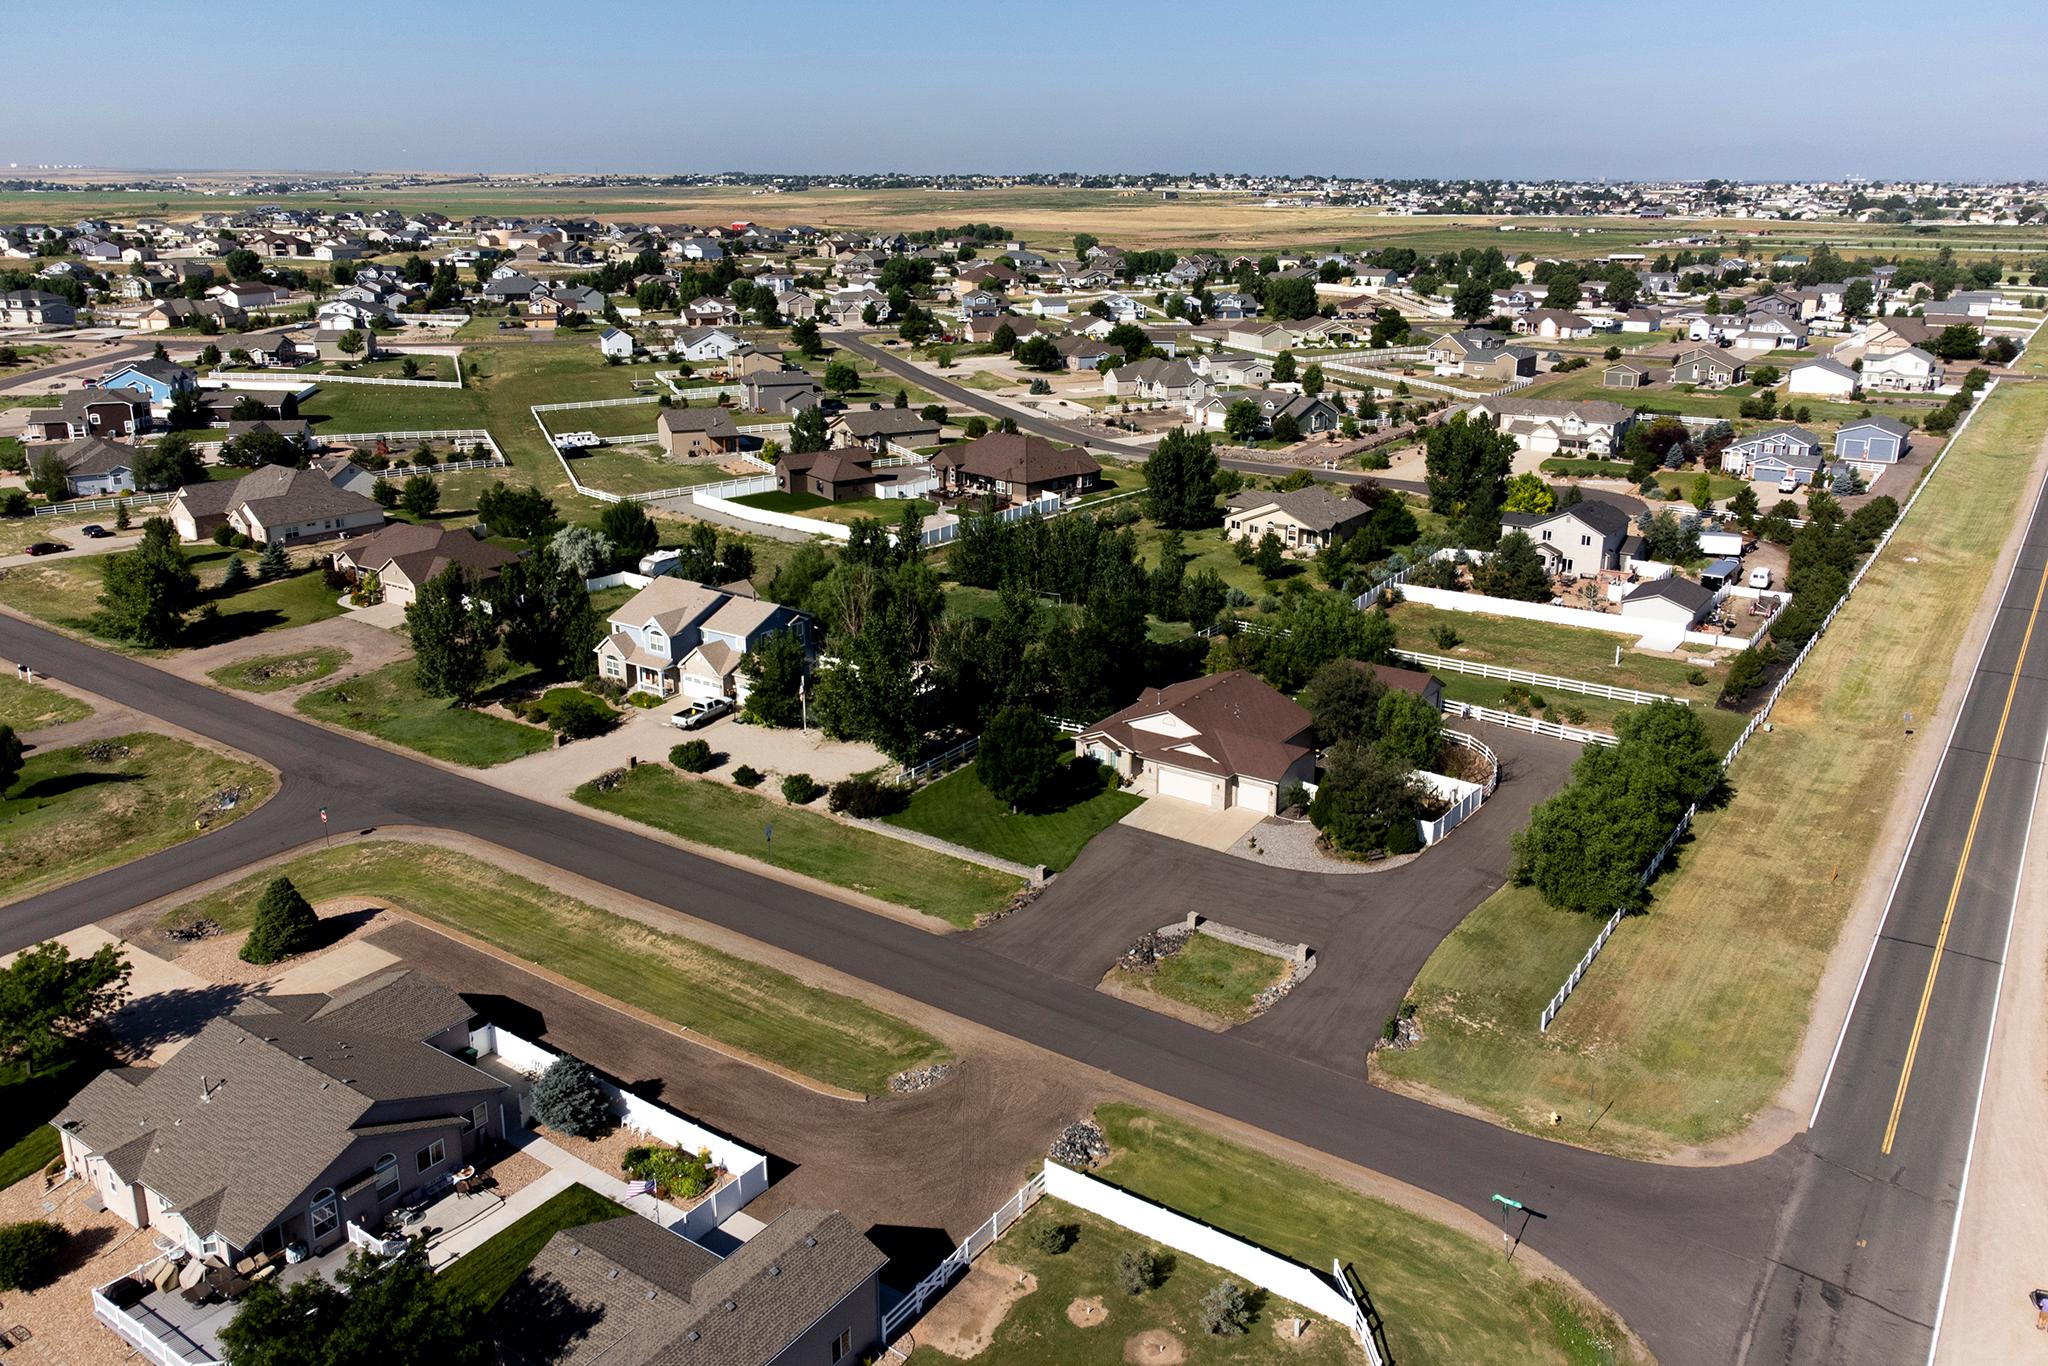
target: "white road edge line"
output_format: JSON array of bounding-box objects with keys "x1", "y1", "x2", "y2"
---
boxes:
[{"x1": 1923, "y1": 665, "x2": 2048, "y2": 1366}]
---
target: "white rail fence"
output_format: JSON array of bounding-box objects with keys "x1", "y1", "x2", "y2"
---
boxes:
[
  {"x1": 210, "y1": 368, "x2": 462, "y2": 390},
  {"x1": 1535, "y1": 378, "x2": 2004, "y2": 1031},
  {"x1": 881, "y1": 1171, "x2": 1044, "y2": 1342},
  {"x1": 1443, "y1": 700, "x2": 1619, "y2": 747},
  {"x1": 1391, "y1": 648, "x2": 1685, "y2": 705},
  {"x1": 33, "y1": 490, "x2": 172, "y2": 517},
  {"x1": 470, "y1": 1023, "x2": 769, "y2": 1240},
  {"x1": 93, "y1": 1268, "x2": 222, "y2": 1366}
]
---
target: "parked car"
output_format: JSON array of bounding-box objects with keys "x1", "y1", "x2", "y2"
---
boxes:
[
  {"x1": 670, "y1": 698, "x2": 732, "y2": 730},
  {"x1": 23, "y1": 541, "x2": 68, "y2": 556},
  {"x1": 79, "y1": 524, "x2": 109, "y2": 539},
  {"x1": 1748, "y1": 567, "x2": 1773, "y2": 589},
  {"x1": 1778, "y1": 476, "x2": 1800, "y2": 493}
]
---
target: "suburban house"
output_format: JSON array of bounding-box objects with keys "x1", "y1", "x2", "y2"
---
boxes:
[
  {"x1": 594, "y1": 576, "x2": 809, "y2": 701},
  {"x1": 0, "y1": 288, "x2": 76, "y2": 325},
  {"x1": 96, "y1": 358, "x2": 197, "y2": 409},
  {"x1": 45, "y1": 436, "x2": 140, "y2": 496},
  {"x1": 930, "y1": 431, "x2": 1101, "y2": 504},
  {"x1": 1224, "y1": 485, "x2": 1375, "y2": 553},
  {"x1": 670, "y1": 327, "x2": 746, "y2": 363},
  {"x1": 56, "y1": 971, "x2": 513, "y2": 1269},
  {"x1": 1834, "y1": 416, "x2": 1911, "y2": 466},
  {"x1": 1053, "y1": 334, "x2": 1121, "y2": 371},
  {"x1": 1194, "y1": 388, "x2": 1341, "y2": 436},
  {"x1": 1514, "y1": 309, "x2": 1593, "y2": 340},
  {"x1": 1861, "y1": 346, "x2": 1942, "y2": 392},
  {"x1": 1190, "y1": 352, "x2": 1272, "y2": 387},
  {"x1": 1102, "y1": 357, "x2": 1200, "y2": 403},
  {"x1": 1076, "y1": 670, "x2": 1316, "y2": 816},
  {"x1": 1620, "y1": 575, "x2": 1719, "y2": 628},
  {"x1": 657, "y1": 406, "x2": 742, "y2": 459},
  {"x1": 169, "y1": 465, "x2": 385, "y2": 545},
  {"x1": 1602, "y1": 360, "x2": 1652, "y2": 389},
  {"x1": 598, "y1": 327, "x2": 635, "y2": 360},
  {"x1": 503, "y1": 1210, "x2": 885, "y2": 1366},
  {"x1": 1722, "y1": 426, "x2": 1824, "y2": 484},
  {"x1": 330, "y1": 523, "x2": 519, "y2": 608},
  {"x1": 1468, "y1": 396, "x2": 1633, "y2": 456},
  {"x1": 25, "y1": 388, "x2": 151, "y2": 443},
  {"x1": 135, "y1": 298, "x2": 243, "y2": 332},
  {"x1": 1787, "y1": 357, "x2": 1859, "y2": 399},
  {"x1": 777, "y1": 446, "x2": 879, "y2": 501},
  {"x1": 745, "y1": 373, "x2": 824, "y2": 415},
  {"x1": 1461, "y1": 345, "x2": 1538, "y2": 381},
  {"x1": 1731, "y1": 315, "x2": 1808, "y2": 351},
  {"x1": 214, "y1": 281, "x2": 288, "y2": 311},
  {"x1": 829, "y1": 407, "x2": 941, "y2": 453},
  {"x1": 1499, "y1": 500, "x2": 1631, "y2": 578},
  {"x1": 1670, "y1": 347, "x2": 1746, "y2": 388}
]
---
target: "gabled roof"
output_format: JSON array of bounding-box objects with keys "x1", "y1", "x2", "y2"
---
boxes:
[
  {"x1": 1226, "y1": 484, "x2": 1373, "y2": 533},
  {"x1": 1501, "y1": 498, "x2": 1631, "y2": 541},
  {"x1": 931, "y1": 431, "x2": 1100, "y2": 486},
  {"x1": 831, "y1": 407, "x2": 939, "y2": 439},
  {"x1": 52, "y1": 436, "x2": 135, "y2": 477},
  {"x1": 1838, "y1": 415, "x2": 1911, "y2": 438},
  {"x1": 1079, "y1": 670, "x2": 1312, "y2": 783},
  {"x1": 1623, "y1": 575, "x2": 1718, "y2": 613},
  {"x1": 658, "y1": 406, "x2": 740, "y2": 439}
]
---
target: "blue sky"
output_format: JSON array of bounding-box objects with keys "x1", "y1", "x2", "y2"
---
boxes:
[{"x1": 8, "y1": 1, "x2": 2044, "y2": 179}]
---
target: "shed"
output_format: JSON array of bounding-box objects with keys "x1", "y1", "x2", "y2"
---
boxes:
[{"x1": 1700, "y1": 557, "x2": 1744, "y2": 591}]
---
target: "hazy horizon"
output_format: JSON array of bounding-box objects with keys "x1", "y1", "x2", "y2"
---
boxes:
[{"x1": 8, "y1": 0, "x2": 2046, "y2": 182}]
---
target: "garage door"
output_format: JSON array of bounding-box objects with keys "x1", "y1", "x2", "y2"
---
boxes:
[{"x1": 1157, "y1": 766, "x2": 1215, "y2": 807}]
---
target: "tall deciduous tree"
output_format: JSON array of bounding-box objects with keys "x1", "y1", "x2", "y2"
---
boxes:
[
  {"x1": 497, "y1": 546, "x2": 602, "y2": 678},
  {"x1": 1142, "y1": 427, "x2": 1221, "y2": 530},
  {"x1": 95, "y1": 517, "x2": 198, "y2": 647},
  {"x1": 741, "y1": 630, "x2": 808, "y2": 727},
  {"x1": 1423, "y1": 412, "x2": 1517, "y2": 523},
  {"x1": 598, "y1": 500, "x2": 659, "y2": 565},
  {"x1": 406, "y1": 565, "x2": 494, "y2": 705},
  {"x1": 0, "y1": 941, "x2": 129, "y2": 1077},
  {"x1": 218, "y1": 1239, "x2": 489, "y2": 1366},
  {"x1": 976, "y1": 705, "x2": 1062, "y2": 812}
]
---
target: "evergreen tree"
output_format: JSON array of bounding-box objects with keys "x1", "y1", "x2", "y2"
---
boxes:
[{"x1": 240, "y1": 876, "x2": 319, "y2": 964}]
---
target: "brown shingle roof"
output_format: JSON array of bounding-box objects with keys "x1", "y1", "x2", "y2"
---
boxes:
[
  {"x1": 1079, "y1": 670, "x2": 1313, "y2": 783},
  {"x1": 932, "y1": 431, "x2": 1100, "y2": 486}
]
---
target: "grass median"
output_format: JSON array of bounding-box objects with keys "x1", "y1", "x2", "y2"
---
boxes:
[
  {"x1": 297, "y1": 659, "x2": 551, "y2": 766},
  {"x1": 1088, "y1": 1105, "x2": 1641, "y2": 1366},
  {"x1": 0, "y1": 673, "x2": 91, "y2": 731},
  {"x1": 1107, "y1": 935, "x2": 1291, "y2": 1026},
  {"x1": 162, "y1": 841, "x2": 951, "y2": 1095},
  {"x1": 1, "y1": 732, "x2": 275, "y2": 906},
  {"x1": 577, "y1": 766, "x2": 1023, "y2": 929},
  {"x1": 1376, "y1": 382, "x2": 2048, "y2": 1155}
]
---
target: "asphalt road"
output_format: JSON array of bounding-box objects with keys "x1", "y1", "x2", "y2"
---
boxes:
[
  {"x1": 829, "y1": 330, "x2": 1649, "y2": 520},
  {"x1": 0, "y1": 608, "x2": 1787, "y2": 1366},
  {"x1": 1736, "y1": 471, "x2": 2048, "y2": 1364}
]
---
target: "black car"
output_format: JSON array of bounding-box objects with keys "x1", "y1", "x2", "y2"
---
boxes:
[
  {"x1": 80, "y1": 524, "x2": 109, "y2": 539},
  {"x1": 23, "y1": 541, "x2": 68, "y2": 556}
]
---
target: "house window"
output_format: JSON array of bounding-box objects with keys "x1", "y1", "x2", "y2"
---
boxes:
[
  {"x1": 605, "y1": 657, "x2": 622, "y2": 678},
  {"x1": 416, "y1": 1139, "x2": 446, "y2": 1175},
  {"x1": 466, "y1": 1102, "x2": 489, "y2": 1132},
  {"x1": 832, "y1": 1329, "x2": 853, "y2": 1362},
  {"x1": 374, "y1": 1154, "x2": 398, "y2": 1201},
  {"x1": 1581, "y1": 535, "x2": 1591, "y2": 547},
  {"x1": 308, "y1": 1188, "x2": 338, "y2": 1241}
]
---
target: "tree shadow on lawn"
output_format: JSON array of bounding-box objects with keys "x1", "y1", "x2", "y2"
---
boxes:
[
  {"x1": 1017, "y1": 756, "x2": 1120, "y2": 817},
  {"x1": 8, "y1": 770, "x2": 141, "y2": 803},
  {"x1": 182, "y1": 606, "x2": 288, "y2": 648}
]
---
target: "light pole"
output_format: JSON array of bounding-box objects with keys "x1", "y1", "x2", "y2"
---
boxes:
[{"x1": 1490, "y1": 1193, "x2": 1523, "y2": 1258}]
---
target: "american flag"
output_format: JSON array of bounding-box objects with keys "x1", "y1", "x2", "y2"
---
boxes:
[{"x1": 626, "y1": 1180, "x2": 657, "y2": 1197}]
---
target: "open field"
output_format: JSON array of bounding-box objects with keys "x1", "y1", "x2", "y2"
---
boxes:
[
  {"x1": 161, "y1": 840, "x2": 952, "y2": 1096},
  {"x1": 1387, "y1": 601, "x2": 1722, "y2": 697},
  {"x1": 208, "y1": 647, "x2": 349, "y2": 693},
  {"x1": 1084, "y1": 1106, "x2": 1641, "y2": 1366},
  {"x1": 560, "y1": 442, "x2": 730, "y2": 495},
  {"x1": 1523, "y1": 370, "x2": 1934, "y2": 427},
  {"x1": 297, "y1": 659, "x2": 552, "y2": 766},
  {"x1": 0, "y1": 673, "x2": 91, "y2": 731},
  {"x1": 1, "y1": 732, "x2": 275, "y2": 906},
  {"x1": 578, "y1": 766, "x2": 1024, "y2": 928},
  {"x1": 1376, "y1": 382, "x2": 2048, "y2": 1154},
  {"x1": 437, "y1": 1183, "x2": 628, "y2": 1308},
  {"x1": 885, "y1": 756, "x2": 1140, "y2": 872},
  {"x1": 0, "y1": 544, "x2": 344, "y2": 650},
  {"x1": 1109, "y1": 934, "x2": 1291, "y2": 1026}
]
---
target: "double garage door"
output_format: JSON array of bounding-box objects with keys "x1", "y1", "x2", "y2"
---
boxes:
[{"x1": 1157, "y1": 766, "x2": 1219, "y2": 808}]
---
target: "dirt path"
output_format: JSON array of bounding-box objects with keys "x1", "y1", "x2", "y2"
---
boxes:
[{"x1": 154, "y1": 614, "x2": 410, "y2": 693}]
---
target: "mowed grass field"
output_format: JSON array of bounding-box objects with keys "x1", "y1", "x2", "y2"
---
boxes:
[
  {"x1": 1375, "y1": 381, "x2": 2048, "y2": 1155},
  {"x1": 0, "y1": 674, "x2": 91, "y2": 731},
  {"x1": 163, "y1": 841, "x2": 951, "y2": 1095}
]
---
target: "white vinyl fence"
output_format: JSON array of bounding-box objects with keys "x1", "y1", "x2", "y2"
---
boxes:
[
  {"x1": 1416, "y1": 731, "x2": 1502, "y2": 846},
  {"x1": 1444, "y1": 699, "x2": 1619, "y2": 747},
  {"x1": 33, "y1": 490, "x2": 171, "y2": 517},
  {"x1": 469, "y1": 1024, "x2": 769, "y2": 1240},
  {"x1": 1534, "y1": 377, "x2": 2005, "y2": 1031},
  {"x1": 1392, "y1": 649, "x2": 1685, "y2": 705},
  {"x1": 881, "y1": 1171, "x2": 1045, "y2": 1342},
  {"x1": 1039, "y1": 1162, "x2": 1387, "y2": 1365}
]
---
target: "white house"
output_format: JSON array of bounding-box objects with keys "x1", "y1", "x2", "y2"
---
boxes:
[
  {"x1": 1861, "y1": 346, "x2": 1942, "y2": 393},
  {"x1": 1620, "y1": 576, "x2": 1719, "y2": 627},
  {"x1": 1786, "y1": 357, "x2": 1858, "y2": 400},
  {"x1": 593, "y1": 577, "x2": 810, "y2": 702},
  {"x1": 597, "y1": 327, "x2": 635, "y2": 360}
]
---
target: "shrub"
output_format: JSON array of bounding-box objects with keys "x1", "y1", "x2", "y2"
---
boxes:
[
  {"x1": 1687, "y1": 668, "x2": 1707, "y2": 687},
  {"x1": 1431, "y1": 623, "x2": 1461, "y2": 650},
  {"x1": 0, "y1": 1221, "x2": 65, "y2": 1291},
  {"x1": 541, "y1": 688, "x2": 617, "y2": 740},
  {"x1": 0, "y1": 490, "x2": 29, "y2": 518},
  {"x1": 212, "y1": 524, "x2": 236, "y2": 547},
  {"x1": 1115, "y1": 1247, "x2": 1158, "y2": 1296},
  {"x1": 733, "y1": 765, "x2": 764, "y2": 788},
  {"x1": 827, "y1": 774, "x2": 908, "y2": 818},
  {"x1": 780, "y1": 772, "x2": 822, "y2": 804},
  {"x1": 620, "y1": 1143, "x2": 715, "y2": 1200},
  {"x1": 532, "y1": 1057, "x2": 613, "y2": 1137},
  {"x1": 240, "y1": 875, "x2": 319, "y2": 964},
  {"x1": 1026, "y1": 1220, "x2": 1074, "y2": 1256},
  {"x1": 670, "y1": 739, "x2": 715, "y2": 772},
  {"x1": 1200, "y1": 1279, "x2": 1254, "y2": 1336}
]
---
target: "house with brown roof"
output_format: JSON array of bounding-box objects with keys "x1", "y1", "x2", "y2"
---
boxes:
[
  {"x1": 1077, "y1": 671, "x2": 1316, "y2": 814},
  {"x1": 744, "y1": 372, "x2": 824, "y2": 415},
  {"x1": 829, "y1": 407, "x2": 941, "y2": 453},
  {"x1": 931, "y1": 431, "x2": 1100, "y2": 505},
  {"x1": 168, "y1": 465, "x2": 385, "y2": 545},
  {"x1": 777, "y1": 446, "x2": 879, "y2": 502},
  {"x1": 330, "y1": 523, "x2": 519, "y2": 608},
  {"x1": 594, "y1": 576, "x2": 809, "y2": 701},
  {"x1": 1466, "y1": 396, "x2": 1634, "y2": 456},
  {"x1": 56, "y1": 971, "x2": 512, "y2": 1268},
  {"x1": 1224, "y1": 485, "x2": 1375, "y2": 553},
  {"x1": 658, "y1": 405, "x2": 742, "y2": 459},
  {"x1": 500, "y1": 1209, "x2": 885, "y2": 1366}
]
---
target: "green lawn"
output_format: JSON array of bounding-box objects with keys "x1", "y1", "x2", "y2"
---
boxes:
[
  {"x1": 1523, "y1": 370, "x2": 1924, "y2": 428},
  {"x1": 164, "y1": 841, "x2": 950, "y2": 1095},
  {"x1": 577, "y1": 766, "x2": 1023, "y2": 929},
  {"x1": 1112, "y1": 934, "x2": 1290, "y2": 1025},
  {"x1": 1083, "y1": 1106, "x2": 1641, "y2": 1366},
  {"x1": 1, "y1": 732, "x2": 277, "y2": 906},
  {"x1": 1435, "y1": 673, "x2": 1750, "y2": 756},
  {"x1": 207, "y1": 647, "x2": 349, "y2": 694},
  {"x1": 297, "y1": 660, "x2": 551, "y2": 766},
  {"x1": 560, "y1": 443, "x2": 729, "y2": 496},
  {"x1": 1650, "y1": 470, "x2": 1744, "y2": 503},
  {"x1": 886, "y1": 756, "x2": 1138, "y2": 871},
  {"x1": 436, "y1": 1184, "x2": 628, "y2": 1307},
  {"x1": 1388, "y1": 601, "x2": 1722, "y2": 696},
  {"x1": 0, "y1": 1051, "x2": 108, "y2": 1190},
  {"x1": 906, "y1": 1197, "x2": 1355, "y2": 1366},
  {"x1": 539, "y1": 400, "x2": 664, "y2": 440},
  {"x1": 0, "y1": 549, "x2": 344, "y2": 650},
  {"x1": 0, "y1": 674, "x2": 91, "y2": 732},
  {"x1": 732, "y1": 490, "x2": 936, "y2": 526},
  {"x1": 1377, "y1": 382, "x2": 2048, "y2": 1154}
]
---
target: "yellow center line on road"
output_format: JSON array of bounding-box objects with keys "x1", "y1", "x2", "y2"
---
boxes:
[{"x1": 1882, "y1": 553, "x2": 2048, "y2": 1155}]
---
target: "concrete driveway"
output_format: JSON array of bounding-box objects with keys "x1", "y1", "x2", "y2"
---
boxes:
[{"x1": 1116, "y1": 796, "x2": 1266, "y2": 851}]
